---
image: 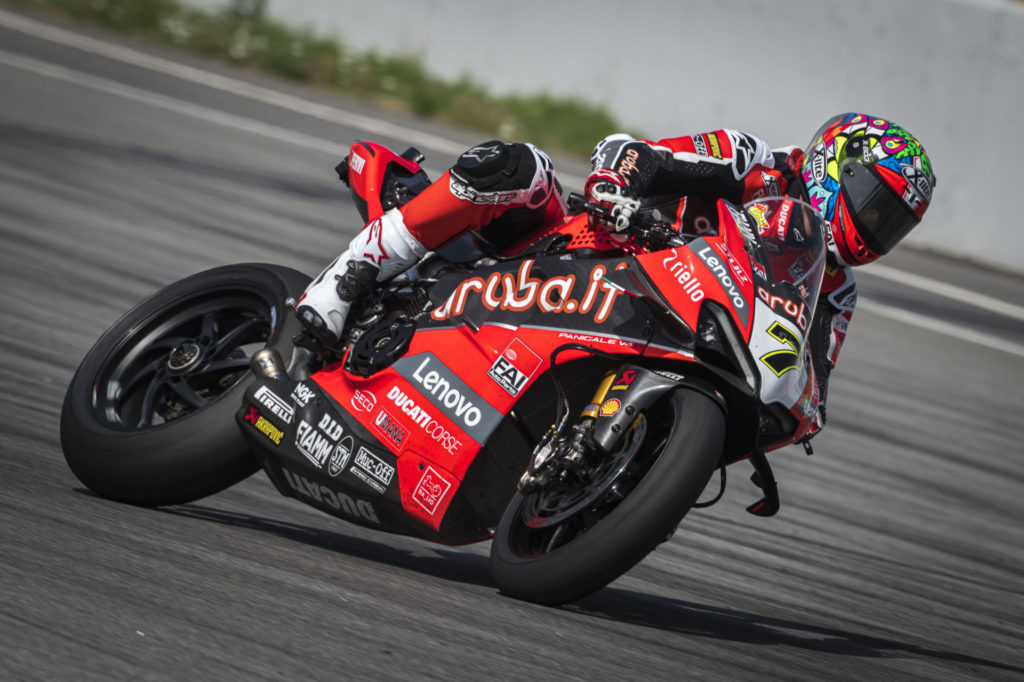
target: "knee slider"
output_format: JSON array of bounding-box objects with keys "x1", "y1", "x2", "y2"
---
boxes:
[{"x1": 453, "y1": 141, "x2": 538, "y2": 191}]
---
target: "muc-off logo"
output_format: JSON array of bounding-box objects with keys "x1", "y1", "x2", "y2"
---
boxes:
[
  {"x1": 692, "y1": 134, "x2": 709, "y2": 157},
  {"x1": 393, "y1": 353, "x2": 503, "y2": 445},
  {"x1": 487, "y1": 338, "x2": 542, "y2": 396},
  {"x1": 351, "y1": 447, "x2": 395, "y2": 494}
]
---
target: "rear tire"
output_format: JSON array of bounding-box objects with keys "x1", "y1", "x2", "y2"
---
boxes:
[
  {"x1": 61, "y1": 263, "x2": 309, "y2": 506},
  {"x1": 490, "y1": 387, "x2": 725, "y2": 605}
]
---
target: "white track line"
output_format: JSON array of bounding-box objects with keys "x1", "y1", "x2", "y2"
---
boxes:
[
  {"x1": 2, "y1": 7, "x2": 1021, "y2": 353},
  {"x1": 0, "y1": 8, "x2": 468, "y2": 154},
  {"x1": 867, "y1": 264, "x2": 1024, "y2": 322},
  {"x1": 0, "y1": 7, "x2": 589, "y2": 188},
  {"x1": 0, "y1": 49, "x2": 351, "y2": 157},
  {"x1": 859, "y1": 298, "x2": 1024, "y2": 359}
]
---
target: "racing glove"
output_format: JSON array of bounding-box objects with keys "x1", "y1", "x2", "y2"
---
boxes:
[{"x1": 584, "y1": 169, "x2": 640, "y2": 231}]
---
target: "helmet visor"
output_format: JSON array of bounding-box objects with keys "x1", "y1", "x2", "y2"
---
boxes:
[{"x1": 840, "y1": 162, "x2": 920, "y2": 256}]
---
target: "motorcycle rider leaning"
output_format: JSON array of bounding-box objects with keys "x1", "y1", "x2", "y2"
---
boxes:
[{"x1": 295, "y1": 112, "x2": 936, "y2": 437}]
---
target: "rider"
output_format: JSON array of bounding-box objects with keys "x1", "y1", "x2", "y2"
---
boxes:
[{"x1": 295, "y1": 112, "x2": 936, "y2": 434}]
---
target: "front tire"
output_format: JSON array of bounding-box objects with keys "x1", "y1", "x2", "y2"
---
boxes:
[
  {"x1": 490, "y1": 387, "x2": 725, "y2": 605},
  {"x1": 61, "y1": 263, "x2": 310, "y2": 506}
]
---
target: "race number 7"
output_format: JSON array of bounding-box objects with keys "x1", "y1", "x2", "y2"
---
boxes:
[{"x1": 759, "y1": 321, "x2": 801, "y2": 376}]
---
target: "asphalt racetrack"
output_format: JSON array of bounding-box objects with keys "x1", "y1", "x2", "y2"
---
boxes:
[{"x1": 1, "y1": 7, "x2": 1022, "y2": 680}]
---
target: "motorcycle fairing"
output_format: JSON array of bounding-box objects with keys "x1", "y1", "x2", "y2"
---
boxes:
[
  {"x1": 302, "y1": 208, "x2": 768, "y2": 533},
  {"x1": 277, "y1": 195, "x2": 824, "y2": 537},
  {"x1": 303, "y1": 253, "x2": 703, "y2": 533},
  {"x1": 345, "y1": 140, "x2": 431, "y2": 223},
  {"x1": 630, "y1": 200, "x2": 758, "y2": 344},
  {"x1": 237, "y1": 376, "x2": 493, "y2": 542},
  {"x1": 423, "y1": 255, "x2": 640, "y2": 331}
]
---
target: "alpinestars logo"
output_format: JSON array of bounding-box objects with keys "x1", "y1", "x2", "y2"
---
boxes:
[
  {"x1": 463, "y1": 143, "x2": 503, "y2": 162},
  {"x1": 730, "y1": 131, "x2": 758, "y2": 179},
  {"x1": 358, "y1": 219, "x2": 389, "y2": 266}
]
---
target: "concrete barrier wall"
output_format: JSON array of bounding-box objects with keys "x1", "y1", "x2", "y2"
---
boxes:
[{"x1": 200, "y1": 0, "x2": 1024, "y2": 272}]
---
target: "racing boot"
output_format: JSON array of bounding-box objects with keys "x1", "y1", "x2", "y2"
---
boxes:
[{"x1": 296, "y1": 208, "x2": 428, "y2": 345}]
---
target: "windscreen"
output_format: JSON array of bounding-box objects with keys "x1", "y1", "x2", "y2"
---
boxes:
[{"x1": 743, "y1": 197, "x2": 828, "y2": 344}]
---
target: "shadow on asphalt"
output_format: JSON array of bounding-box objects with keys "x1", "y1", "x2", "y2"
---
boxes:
[
  {"x1": 569, "y1": 587, "x2": 1024, "y2": 675},
  {"x1": 160, "y1": 501, "x2": 495, "y2": 589},
  {"x1": 133, "y1": 495, "x2": 1022, "y2": 676}
]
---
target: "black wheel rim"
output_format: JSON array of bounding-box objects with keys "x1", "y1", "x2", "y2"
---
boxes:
[
  {"x1": 506, "y1": 411, "x2": 670, "y2": 558},
  {"x1": 523, "y1": 416, "x2": 648, "y2": 529},
  {"x1": 91, "y1": 287, "x2": 279, "y2": 430}
]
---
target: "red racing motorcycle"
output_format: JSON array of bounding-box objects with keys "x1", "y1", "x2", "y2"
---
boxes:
[{"x1": 62, "y1": 141, "x2": 827, "y2": 605}]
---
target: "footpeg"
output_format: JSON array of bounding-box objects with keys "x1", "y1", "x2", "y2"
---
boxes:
[
  {"x1": 295, "y1": 305, "x2": 340, "y2": 346},
  {"x1": 745, "y1": 450, "x2": 780, "y2": 517}
]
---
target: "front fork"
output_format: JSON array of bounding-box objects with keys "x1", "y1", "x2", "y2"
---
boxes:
[
  {"x1": 518, "y1": 369, "x2": 618, "y2": 493},
  {"x1": 519, "y1": 365, "x2": 717, "y2": 493}
]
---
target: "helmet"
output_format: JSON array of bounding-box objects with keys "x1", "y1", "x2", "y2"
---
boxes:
[{"x1": 801, "y1": 113, "x2": 936, "y2": 266}]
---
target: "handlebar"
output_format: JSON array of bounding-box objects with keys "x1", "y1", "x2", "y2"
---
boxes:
[{"x1": 566, "y1": 191, "x2": 687, "y2": 248}]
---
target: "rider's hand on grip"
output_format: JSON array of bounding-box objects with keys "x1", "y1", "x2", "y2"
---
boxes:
[{"x1": 585, "y1": 169, "x2": 640, "y2": 232}]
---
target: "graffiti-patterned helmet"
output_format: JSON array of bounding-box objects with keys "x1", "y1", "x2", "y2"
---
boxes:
[{"x1": 801, "y1": 113, "x2": 936, "y2": 266}]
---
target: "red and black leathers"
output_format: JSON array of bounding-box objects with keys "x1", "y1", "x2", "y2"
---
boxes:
[
  {"x1": 307, "y1": 132, "x2": 855, "y2": 432},
  {"x1": 297, "y1": 141, "x2": 565, "y2": 342},
  {"x1": 588, "y1": 130, "x2": 856, "y2": 432},
  {"x1": 396, "y1": 141, "x2": 567, "y2": 252}
]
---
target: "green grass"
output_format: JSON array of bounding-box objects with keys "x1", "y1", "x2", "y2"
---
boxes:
[{"x1": 9, "y1": 0, "x2": 631, "y2": 156}]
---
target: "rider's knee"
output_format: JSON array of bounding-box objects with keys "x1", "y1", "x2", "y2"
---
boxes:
[{"x1": 452, "y1": 141, "x2": 557, "y2": 209}]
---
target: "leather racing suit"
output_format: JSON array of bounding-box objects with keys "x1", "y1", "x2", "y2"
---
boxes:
[{"x1": 302, "y1": 132, "x2": 853, "y2": 434}]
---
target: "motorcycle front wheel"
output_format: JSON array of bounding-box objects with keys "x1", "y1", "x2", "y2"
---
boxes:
[
  {"x1": 61, "y1": 263, "x2": 309, "y2": 507},
  {"x1": 490, "y1": 386, "x2": 725, "y2": 605}
]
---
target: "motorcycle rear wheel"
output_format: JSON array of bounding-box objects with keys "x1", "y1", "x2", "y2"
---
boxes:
[
  {"x1": 61, "y1": 263, "x2": 309, "y2": 506},
  {"x1": 490, "y1": 387, "x2": 725, "y2": 605}
]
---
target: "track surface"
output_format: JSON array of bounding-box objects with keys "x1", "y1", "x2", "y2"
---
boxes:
[{"x1": 1, "y1": 8, "x2": 1022, "y2": 680}]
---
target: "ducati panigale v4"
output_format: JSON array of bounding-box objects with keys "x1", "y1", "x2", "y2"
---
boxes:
[{"x1": 62, "y1": 141, "x2": 828, "y2": 605}]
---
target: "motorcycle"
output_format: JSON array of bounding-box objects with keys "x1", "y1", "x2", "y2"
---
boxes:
[{"x1": 61, "y1": 140, "x2": 827, "y2": 605}]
